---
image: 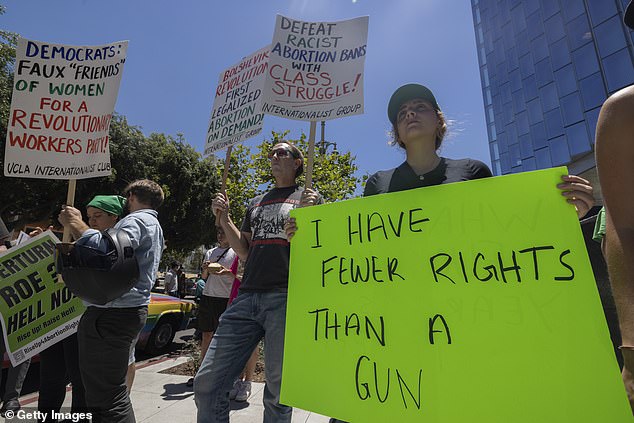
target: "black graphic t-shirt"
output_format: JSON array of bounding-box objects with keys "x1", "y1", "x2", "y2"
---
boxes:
[
  {"x1": 240, "y1": 185, "x2": 304, "y2": 292},
  {"x1": 363, "y1": 157, "x2": 492, "y2": 196}
]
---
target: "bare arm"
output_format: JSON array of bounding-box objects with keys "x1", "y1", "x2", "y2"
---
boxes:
[
  {"x1": 596, "y1": 86, "x2": 634, "y2": 344},
  {"x1": 596, "y1": 85, "x2": 634, "y2": 409},
  {"x1": 212, "y1": 193, "x2": 250, "y2": 261}
]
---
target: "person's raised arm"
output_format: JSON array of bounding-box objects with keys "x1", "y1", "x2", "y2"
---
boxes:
[
  {"x1": 58, "y1": 206, "x2": 90, "y2": 240},
  {"x1": 212, "y1": 192, "x2": 250, "y2": 261}
]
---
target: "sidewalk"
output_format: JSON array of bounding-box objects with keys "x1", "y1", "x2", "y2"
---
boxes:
[{"x1": 9, "y1": 356, "x2": 330, "y2": 423}]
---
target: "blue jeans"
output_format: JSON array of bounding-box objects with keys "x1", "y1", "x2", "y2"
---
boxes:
[{"x1": 194, "y1": 292, "x2": 292, "y2": 423}]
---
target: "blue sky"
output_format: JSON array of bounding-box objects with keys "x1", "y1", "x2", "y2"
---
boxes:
[{"x1": 3, "y1": 0, "x2": 490, "y2": 184}]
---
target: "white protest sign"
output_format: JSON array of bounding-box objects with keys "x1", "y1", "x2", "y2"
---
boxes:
[
  {"x1": 261, "y1": 15, "x2": 369, "y2": 122},
  {"x1": 204, "y1": 45, "x2": 270, "y2": 155},
  {"x1": 4, "y1": 38, "x2": 128, "y2": 179}
]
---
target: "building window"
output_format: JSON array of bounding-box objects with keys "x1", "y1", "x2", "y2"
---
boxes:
[
  {"x1": 510, "y1": 68, "x2": 522, "y2": 91},
  {"x1": 512, "y1": 89, "x2": 527, "y2": 113},
  {"x1": 579, "y1": 72, "x2": 607, "y2": 110},
  {"x1": 566, "y1": 13, "x2": 592, "y2": 50},
  {"x1": 482, "y1": 65, "x2": 490, "y2": 86},
  {"x1": 531, "y1": 121, "x2": 548, "y2": 150},
  {"x1": 585, "y1": 107, "x2": 601, "y2": 144},
  {"x1": 489, "y1": 123, "x2": 497, "y2": 141},
  {"x1": 527, "y1": 11, "x2": 545, "y2": 40},
  {"x1": 544, "y1": 108, "x2": 565, "y2": 139},
  {"x1": 522, "y1": 157, "x2": 537, "y2": 171},
  {"x1": 554, "y1": 64, "x2": 578, "y2": 97},
  {"x1": 517, "y1": 110, "x2": 530, "y2": 135},
  {"x1": 535, "y1": 58, "x2": 554, "y2": 87},
  {"x1": 479, "y1": 46, "x2": 487, "y2": 65},
  {"x1": 515, "y1": 30, "x2": 530, "y2": 56},
  {"x1": 510, "y1": 143, "x2": 522, "y2": 167},
  {"x1": 531, "y1": 35, "x2": 550, "y2": 62},
  {"x1": 493, "y1": 159, "x2": 502, "y2": 175},
  {"x1": 565, "y1": 121, "x2": 592, "y2": 156},
  {"x1": 519, "y1": 53, "x2": 536, "y2": 79},
  {"x1": 549, "y1": 135, "x2": 572, "y2": 165},
  {"x1": 540, "y1": 0, "x2": 559, "y2": 19},
  {"x1": 544, "y1": 13, "x2": 566, "y2": 44},
  {"x1": 522, "y1": 75, "x2": 539, "y2": 100},
  {"x1": 511, "y1": 5, "x2": 527, "y2": 32},
  {"x1": 500, "y1": 152, "x2": 512, "y2": 174},
  {"x1": 560, "y1": 91, "x2": 584, "y2": 126},
  {"x1": 595, "y1": 15, "x2": 628, "y2": 58},
  {"x1": 586, "y1": 0, "x2": 618, "y2": 26},
  {"x1": 539, "y1": 82, "x2": 559, "y2": 112},
  {"x1": 550, "y1": 38, "x2": 572, "y2": 71},
  {"x1": 519, "y1": 133, "x2": 534, "y2": 159},
  {"x1": 491, "y1": 141, "x2": 500, "y2": 160},
  {"x1": 527, "y1": 97, "x2": 543, "y2": 125},
  {"x1": 572, "y1": 43, "x2": 600, "y2": 80},
  {"x1": 535, "y1": 147, "x2": 553, "y2": 169},
  {"x1": 485, "y1": 87, "x2": 492, "y2": 105},
  {"x1": 603, "y1": 48, "x2": 634, "y2": 92},
  {"x1": 562, "y1": 0, "x2": 586, "y2": 23}
]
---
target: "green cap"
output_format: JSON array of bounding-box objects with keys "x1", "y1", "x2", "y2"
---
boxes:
[{"x1": 86, "y1": 195, "x2": 126, "y2": 217}]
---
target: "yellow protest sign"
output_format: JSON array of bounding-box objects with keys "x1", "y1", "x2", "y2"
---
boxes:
[{"x1": 282, "y1": 167, "x2": 631, "y2": 422}]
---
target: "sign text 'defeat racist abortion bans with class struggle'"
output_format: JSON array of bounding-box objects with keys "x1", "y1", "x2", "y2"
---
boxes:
[
  {"x1": 281, "y1": 167, "x2": 632, "y2": 422},
  {"x1": 260, "y1": 15, "x2": 368, "y2": 122}
]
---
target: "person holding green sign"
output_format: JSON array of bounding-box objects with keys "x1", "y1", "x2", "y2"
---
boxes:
[
  {"x1": 285, "y1": 83, "x2": 594, "y2": 423},
  {"x1": 0, "y1": 218, "x2": 31, "y2": 417},
  {"x1": 38, "y1": 195, "x2": 125, "y2": 422},
  {"x1": 58, "y1": 180, "x2": 164, "y2": 423}
]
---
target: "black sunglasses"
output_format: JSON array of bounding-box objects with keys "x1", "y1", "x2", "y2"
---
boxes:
[{"x1": 267, "y1": 147, "x2": 294, "y2": 159}]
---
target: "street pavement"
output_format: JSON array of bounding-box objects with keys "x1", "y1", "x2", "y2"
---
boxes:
[{"x1": 2, "y1": 329, "x2": 330, "y2": 422}]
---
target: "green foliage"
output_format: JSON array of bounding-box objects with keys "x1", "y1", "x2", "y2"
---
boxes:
[
  {"x1": 0, "y1": 18, "x2": 362, "y2": 258},
  {"x1": 1, "y1": 112, "x2": 221, "y2": 253},
  {"x1": 213, "y1": 130, "x2": 361, "y2": 231}
]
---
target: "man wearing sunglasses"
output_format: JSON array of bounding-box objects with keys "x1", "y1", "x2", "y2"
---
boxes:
[{"x1": 195, "y1": 142, "x2": 321, "y2": 423}]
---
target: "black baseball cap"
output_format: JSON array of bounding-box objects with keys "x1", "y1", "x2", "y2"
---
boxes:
[
  {"x1": 388, "y1": 83, "x2": 440, "y2": 125},
  {"x1": 626, "y1": 1, "x2": 634, "y2": 29}
]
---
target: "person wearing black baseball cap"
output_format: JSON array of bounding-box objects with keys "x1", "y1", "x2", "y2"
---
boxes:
[
  {"x1": 289, "y1": 84, "x2": 594, "y2": 423},
  {"x1": 363, "y1": 83, "x2": 594, "y2": 220},
  {"x1": 594, "y1": 0, "x2": 634, "y2": 411},
  {"x1": 363, "y1": 83, "x2": 493, "y2": 195}
]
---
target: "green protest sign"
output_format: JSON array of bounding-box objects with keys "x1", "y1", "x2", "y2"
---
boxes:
[
  {"x1": 0, "y1": 231, "x2": 85, "y2": 365},
  {"x1": 282, "y1": 167, "x2": 631, "y2": 422}
]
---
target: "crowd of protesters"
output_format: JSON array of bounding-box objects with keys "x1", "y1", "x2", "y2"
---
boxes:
[{"x1": 3, "y1": 5, "x2": 634, "y2": 420}]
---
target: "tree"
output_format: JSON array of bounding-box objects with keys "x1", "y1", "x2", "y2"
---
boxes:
[
  {"x1": 213, "y1": 130, "x2": 362, "y2": 230},
  {"x1": 0, "y1": 17, "x2": 362, "y2": 256}
]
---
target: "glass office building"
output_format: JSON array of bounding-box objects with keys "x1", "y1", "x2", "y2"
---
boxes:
[{"x1": 471, "y1": 0, "x2": 634, "y2": 186}]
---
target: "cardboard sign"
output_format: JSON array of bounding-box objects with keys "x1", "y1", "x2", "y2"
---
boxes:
[
  {"x1": 204, "y1": 45, "x2": 270, "y2": 155},
  {"x1": 283, "y1": 167, "x2": 631, "y2": 422},
  {"x1": 0, "y1": 231, "x2": 85, "y2": 365},
  {"x1": 261, "y1": 15, "x2": 368, "y2": 121},
  {"x1": 4, "y1": 38, "x2": 127, "y2": 179}
]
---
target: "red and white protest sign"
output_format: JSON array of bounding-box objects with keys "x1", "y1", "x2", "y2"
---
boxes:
[
  {"x1": 205, "y1": 45, "x2": 270, "y2": 155},
  {"x1": 261, "y1": 15, "x2": 369, "y2": 122},
  {"x1": 4, "y1": 38, "x2": 127, "y2": 179}
]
